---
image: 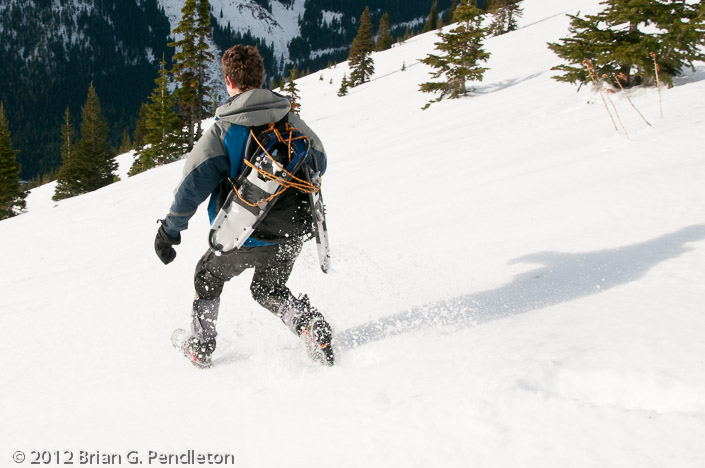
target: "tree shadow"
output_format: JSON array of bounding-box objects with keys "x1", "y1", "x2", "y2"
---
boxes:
[
  {"x1": 475, "y1": 72, "x2": 546, "y2": 95},
  {"x1": 519, "y1": 10, "x2": 574, "y2": 31},
  {"x1": 673, "y1": 64, "x2": 705, "y2": 86},
  {"x1": 337, "y1": 225, "x2": 705, "y2": 351}
]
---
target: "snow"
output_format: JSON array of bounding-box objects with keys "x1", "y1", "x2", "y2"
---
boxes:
[
  {"x1": 159, "y1": 0, "x2": 306, "y2": 64},
  {"x1": 321, "y1": 10, "x2": 343, "y2": 26},
  {"x1": 2, "y1": 0, "x2": 705, "y2": 466}
]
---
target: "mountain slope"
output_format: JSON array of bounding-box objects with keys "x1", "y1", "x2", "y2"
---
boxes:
[
  {"x1": 0, "y1": 0, "x2": 173, "y2": 179},
  {"x1": 1, "y1": 0, "x2": 705, "y2": 466}
]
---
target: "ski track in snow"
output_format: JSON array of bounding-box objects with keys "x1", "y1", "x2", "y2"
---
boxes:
[{"x1": 2, "y1": 0, "x2": 705, "y2": 466}]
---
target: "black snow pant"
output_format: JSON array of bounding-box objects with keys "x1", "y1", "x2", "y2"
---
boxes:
[{"x1": 190, "y1": 238, "x2": 306, "y2": 345}]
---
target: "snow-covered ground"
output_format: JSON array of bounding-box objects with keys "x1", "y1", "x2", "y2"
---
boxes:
[
  {"x1": 159, "y1": 0, "x2": 305, "y2": 65},
  {"x1": 2, "y1": 0, "x2": 705, "y2": 466}
]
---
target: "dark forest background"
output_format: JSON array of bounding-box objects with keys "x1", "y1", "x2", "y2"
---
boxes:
[{"x1": 0, "y1": 0, "x2": 452, "y2": 181}]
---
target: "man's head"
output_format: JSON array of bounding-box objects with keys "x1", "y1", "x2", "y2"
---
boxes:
[{"x1": 221, "y1": 45, "x2": 265, "y2": 96}]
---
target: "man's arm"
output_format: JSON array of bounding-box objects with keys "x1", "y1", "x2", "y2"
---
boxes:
[{"x1": 162, "y1": 125, "x2": 230, "y2": 238}]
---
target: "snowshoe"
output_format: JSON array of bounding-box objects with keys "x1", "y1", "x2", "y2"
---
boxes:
[
  {"x1": 279, "y1": 294, "x2": 336, "y2": 366},
  {"x1": 171, "y1": 328, "x2": 215, "y2": 369},
  {"x1": 300, "y1": 315, "x2": 335, "y2": 366}
]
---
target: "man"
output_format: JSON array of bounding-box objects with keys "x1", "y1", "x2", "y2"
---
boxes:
[{"x1": 154, "y1": 45, "x2": 333, "y2": 368}]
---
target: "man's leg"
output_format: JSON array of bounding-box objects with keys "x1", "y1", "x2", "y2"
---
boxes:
[
  {"x1": 249, "y1": 240, "x2": 335, "y2": 365},
  {"x1": 248, "y1": 239, "x2": 323, "y2": 335},
  {"x1": 249, "y1": 240, "x2": 302, "y2": 315},
  {"x1": 186, "y1": 248, "x2": 251, "y2": 365}
]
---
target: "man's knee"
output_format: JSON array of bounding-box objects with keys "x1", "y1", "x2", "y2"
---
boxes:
[
  {"x1": 195, "y1": 268, "x2": 225, "y2": 300},
  {"x1": 250, "y1": 279, "x2": 290, "y2": 314}
]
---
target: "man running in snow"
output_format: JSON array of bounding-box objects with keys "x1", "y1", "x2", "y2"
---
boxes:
[{"x1": 154, "y1": 45, "x2": 333, "y2": 368}]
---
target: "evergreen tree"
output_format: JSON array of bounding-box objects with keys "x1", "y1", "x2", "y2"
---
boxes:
[
  {"x1": 488, "y1": 0, "x2": 523, "y2": 35},
  {"x1": 53, "y1": 108, "x2": 78, "y2": 201},
  {"x1": 402, "y1": 25, "x2": 413, "y2": 43},
  {"x1": 0, "y1": 103, "x2": 26, "y2": 219},
  {"x1": 423, "y1": 1, "x2": 440, "y2": 33},
  {"x1": 169, "y1": 0, "x2": 214, "y2": 150},
  {"x1": 348, "y1": 6, "x2": 375, "y2": 86},
  {"x1": 269, "y1": 76, "x2": 279, "y2": 91},
  {"x1": 209, "y1": 85, "x2": 221, "y2": 117},
  {"x1": 118, "y1": 129, "x2": 132, "y2": 154},
  {"x1": 146, "y1": 55, "x2": 183, "y2": 164},
  {"x1": 338, "y1": 73, "x2": 350, "y2": 96},
  {"x1": 72, "y1": 83, "x2": 117, "y2": 194},
  {"x1": 420, "y1": 0, "x2": 491, "y2": 107},
  {"x1": 133, "y1": 103, "x2": 149, "y2": 150},
  {"x1": 444, "y1": 0, "x2": 460, "y2": 25},
  {"x1": 376, "y1": 13, "x2": 394, "y2": 51},
  {"x1": 549, "y1": 0, "x2": 705, "y2": 88},
  {"x1": 130, "y1": 56, "x2": 183, "y2": 177},
  {"x1": 283, "y1": 66, "x2": 302, "y2": 115},
  {"x1": 194, "y1": 0, "x2": 214, "y2": 137}
]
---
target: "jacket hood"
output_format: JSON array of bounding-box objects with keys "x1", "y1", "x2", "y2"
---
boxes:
[{"x1": 215, "y1": 89, "x2": 291, "y2": 127}]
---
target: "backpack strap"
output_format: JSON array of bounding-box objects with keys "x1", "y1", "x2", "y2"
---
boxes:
[
  {"x1": 208, "y1": 116, "x2": 319, "y2": 253},
  {"x1": 243, "y1": 114, "x2": 290, "y2": 166}
]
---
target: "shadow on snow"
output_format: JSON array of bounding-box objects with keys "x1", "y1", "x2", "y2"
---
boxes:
[
  {"x1": 337, "y1": 224, "x2": 705, "y2": 351},
  {"x1": 673, "y1": 64, "x2": 705, "y2": 86},
  {"x1": 476, "y1": 72, "x2": 546, "y2": 95}
]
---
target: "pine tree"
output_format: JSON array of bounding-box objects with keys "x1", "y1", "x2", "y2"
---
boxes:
[
  {"x1": 194, "y1": 0, "x2": 214, "y2": 138},
  {"x1": 133, "y1": 103, "x2": 149, "y2": 152},
  {"x1": 444, "y1": 0, "x2": 459, "y2": 25},
  {"x1": 549, "y1": 0, "x2": 705, "y2": 88},
  {"x1": 348, "y1": 6, "x2": 375, "y2": 86},
  {"x1": 420, "y1": 0, "x2": 491, "y2": 107},
  {"x1": 283, "y1": 66, "x2": 301, "y2": 114},
  {"x1": 169, "y1": 0, "x2": 214, "y2": 150},
  {"x1": 0, "y1": 103, "x2": 26, "y2": 219},
  {"x1": 209, "y1": 85, "x2": 221, "y2": 119},
  {"x1": 118, "y1": 130, "x2": 132, "y2": 154},
  {"x1": 144, "y1": 56, "x2": 183, "y2": 165},
  {"x1": 488, "y1": 0, "x2": 523, "y2": 35},
  {"x1": 338, "y1": 73, "x2": 350, "y2": 97},
  {"x1": 376, "y1": 13, "x2": 394, "y2": 51},
  {"x1": 423, "y1": 1, "x2": 440, "y2": 33},
  {"x1": 53, "y1": 107, "x2": 78, "y2": 201},
  {"x1": 130, "y1": 55, "x2": 184, "y2": 176},
  {"x1": 72, "y1": 83, "x2": 117, "y2": 194},
  {"x1": 402, "y1": 25, "x2": 413, "y2": 43}
]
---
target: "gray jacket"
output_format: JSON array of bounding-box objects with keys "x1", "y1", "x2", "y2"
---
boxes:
[{"x1": 162, "y1": 89, "x2": 327, "y2": 240}]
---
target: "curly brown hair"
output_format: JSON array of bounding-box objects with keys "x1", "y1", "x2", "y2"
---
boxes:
[{"x1": 221, "y1": 45, "x2": 265, "y2": 91}]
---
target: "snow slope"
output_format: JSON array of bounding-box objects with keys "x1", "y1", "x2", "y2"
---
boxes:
[
  {"x1": 159, "y1": 0, "x2": 306, "y2": 63},
  {"x1": 2, "y1": 0, "x2": 705, "y2": 466}
]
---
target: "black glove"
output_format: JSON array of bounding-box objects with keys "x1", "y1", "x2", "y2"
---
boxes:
[{"x1": 155, "y1": 225, "x2": 181, "y2": 265}]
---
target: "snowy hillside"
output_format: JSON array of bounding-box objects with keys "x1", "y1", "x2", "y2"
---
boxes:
[
  {"x1": 2, "y1": 0, "x2": 705, "y2": 467},
  {"x1": 159, "y1": 0, "x2": 306, "y2": 63}
]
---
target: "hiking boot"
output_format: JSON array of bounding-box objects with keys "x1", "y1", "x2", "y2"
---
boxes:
[
  {"x1": 300, "y1": 313, "x2": 335, "y2": 366},
  {"x1": 180, "y1": 334, "x2": 216, "y2": 369},
  {"x1": 278, "y1": 294, "x2": 335, "y2": 366}
]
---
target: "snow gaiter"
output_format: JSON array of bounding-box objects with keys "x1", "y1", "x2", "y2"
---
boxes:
[
  {"x1": 191, "y1": 297, "x2": 221, "y2": 344},
  {"x1": 277, "y1": 294, "x2": 323, "y2": 337}
]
